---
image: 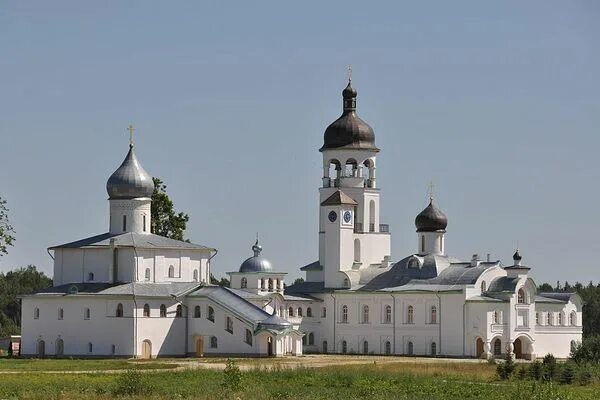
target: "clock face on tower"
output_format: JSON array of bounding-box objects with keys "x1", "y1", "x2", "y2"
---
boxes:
[
  {"x1": 343, "y1": 211, "x2": 352, "y2": 223},
  {"x1": 328, "y1": 211, "x2": 337, "y2": 223}
]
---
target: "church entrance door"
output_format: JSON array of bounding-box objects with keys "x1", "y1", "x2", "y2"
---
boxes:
[
  {"x1": 37, "y1": 340, "x2": 45, "y2": 358},
  {"x1": 476, "y1": 338, "x2": 484, "y2": 358},
  {"x1": 141, "y1": 340, "x2": 152, "y2": 359},
  {"x1": 513, "y1": 338, "x2": 523, "y2": 359},
  {"x1": 267, "y1": 337, "x2": 273, "y2": 357},
  {"x1": 195, "y1": 336, "x2": 204, "y2": 357},
  {"x1": 55, "y1": 339, "x2": 64, "y2": 357}
]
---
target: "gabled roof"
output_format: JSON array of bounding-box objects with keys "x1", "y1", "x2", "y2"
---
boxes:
[
  {"x1": 49, "y1": 232, "x2": 214, "y2": 251},
  {"x1": 320, "y1": 190, "x2": 358, "y2": 206},
  {"x1": 300, "y1": 261, "x2": 322, "y2": 271},
  {"x1": 26, "y1": 282, "x2": 202, "y2": 297}
]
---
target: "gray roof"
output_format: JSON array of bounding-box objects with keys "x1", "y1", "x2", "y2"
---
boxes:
[
  {"x1": 536, "y1": 292, "x2": 574, "y2": 304},
  {"x1": 321, "y1": 191, "x2": 358, "y2": 206},
  {"x1": 49, "y1": 232, "x2": 214, "y2": 251},
  {"x1": 300, "y1": 261, "x2": 322, "y2": 271},
  {"x1": 28, "y1": 282, "x2": 201, "y2": 297},
  {"x1": 106, "y1": 145, "x2": 154, "y2": 200},
  {"x1": 188, "y1": 286, "x2": 291, "y2": 329},
  {"x1": 487, "y1": 276, "x2": 520, "y2": 293}
]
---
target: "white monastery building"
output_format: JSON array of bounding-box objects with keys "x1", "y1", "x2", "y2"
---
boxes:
[{"x1": 21, "y1": 79, "x2": 582, "y2": 359}]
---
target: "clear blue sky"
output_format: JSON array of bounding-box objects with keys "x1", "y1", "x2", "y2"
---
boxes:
[{"x1": 1, "y1": 1, "x2": 599, "y2": 285}]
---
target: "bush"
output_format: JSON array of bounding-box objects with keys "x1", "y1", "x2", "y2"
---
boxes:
[
  {"x1": 529, "y1": 360, "x2": 543, "y2": 381},
  {"x1": 542, "y1": 354, "x2": 557, "y2": 380},
  {"x1": 112, "y1": 369, "x2": 153, "y2": 396},
  {"x1": 516, "y1": 366, "x2": 528, "y2": 380},
  {"x1": 496, "y1": 354, "x2": 516, "y2": 380},
  {"x1": 577, "y1": 366, "x2": 593, "y2": 385},
  {"x1": 221, "y1": 358, "x2": 242, "y2": 392},
  {"x1": 559, "y1": 363, "x2": 576, "y2": 385},
  {"x1": 570, "y1": 335, "x2": 600, "y2": 364}
]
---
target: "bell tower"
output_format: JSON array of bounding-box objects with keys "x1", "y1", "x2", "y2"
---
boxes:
[{"x1": 317, "y1": 78, "x2": 391, "y2": 288}]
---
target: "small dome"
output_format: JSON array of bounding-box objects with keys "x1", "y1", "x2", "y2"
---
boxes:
[
  {"x1": 239, "y1": 240, "x2": 273, "y2": 273},
  {"x1": 513, "y1": 249, "x2": 522, "y2": 262},
  {"x1": 415, "y1": 200, "x2": 448, "y2": 232},
  {"x1": 320, "y1": 80, "x2": 378, "y2": 152},
  {"x1": 106, "y1": 146, "x2": 154, "y2": 200}
]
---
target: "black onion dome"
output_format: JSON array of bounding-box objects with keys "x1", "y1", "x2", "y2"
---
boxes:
[
  {"x1": 415, "y1": 200, "x2": 448, "y2": 232},
  {"x1": 320, "y1": 80, "x2": 379, "y2": 152},
  {"x1": 106, "y1": 145, "x2": 154, "y2": 200},
  {"x1": 513, "y1": 250, "x2": 522, "y2": 262}
]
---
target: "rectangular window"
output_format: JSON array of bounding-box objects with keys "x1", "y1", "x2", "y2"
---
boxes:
[
  {"x1": 122, "y1": 215, "x2": 127, "y2": 232},
  {"x1": 143, "y1": 215, "x2": 146, "y2": 232}
]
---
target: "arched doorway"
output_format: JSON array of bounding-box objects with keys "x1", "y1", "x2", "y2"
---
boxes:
[
  {"x1": 267, "y1": 337, "x2": 273, "y2": 357},
  {"x1": 322, "y1": 341, "x2": 328, "y2": 353},
  {"x1": 492, "y1": 338, "x2": 502, "y2": 356},
  {"x1": 141, "y1": 340, "x2": 152, "y2": 359},
  {"x1": 55, "y1": 338, "x2": 64, "y2": 357},
  {"x1": 37, "y1": 340, "x2": 45, "y2": 358},
  {"x1": 476, "y1": 338, "x2": 484, "y2": 358},
  {"x1": 513, "y1": 338, "x2": 523, "y2": 359},
  {"x1": 195, "y1": 336, "x2": 204, "y2": 357}
]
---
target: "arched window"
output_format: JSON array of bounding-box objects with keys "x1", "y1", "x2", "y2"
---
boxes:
[
  {"x1": 225, "y1": 316, "x2": 233, "y2": 333},
  {"x1": 143, "y1": 215, "x2": 146, "y2": 232},
  {"x1": 322, "y1": 307, "x2": 327, "y2": 318},
  {"x1": 143, "y1": 304, "x2": 150, "y2": 317},
  {"x1": 302, "y1": 335, "x2": 307, "y2": 346},
  {"x1": 122, "y1": 215, "x2": 127, "y2": 232},
  {"x1": 558, "y1": 312, "x2": 563, "y2": 326},
  {"x1": 431, "y1": 342, "x2": 437, "y2": 355},
  {"x1": 327, "y1": 159, "x2": 341, "y2": 187},
  {"x1": 245, "y1": 329, "x2": 253, "y2": 345},
  {"x1": 116, "y1": 303, "x2": 123, "y2": 318},
  {"x1": 111, "y1": 344, "x2": 116, "y2": 355},
  {"x1": 384, "y1": 305, "x2": 392, "y2": 323},
  {"x1": 88, "y1": 342, "x2": 93, "y2": 354},
  {"x1": 493, "y1": 311, "x2": 499, "y2": 324},
  {"x1": 279, "y1": 306, "x2": 284, "y2": 316},
  {"x1": 362, "y1": 305, "x2": 369, "y2": 323},
  {"x1": 34, "y1": 307, "x2": 39, "y2": 319},
  {"x1": 84, "y1": 308, "x2": 90, "y2": 320},
  {"x1": 193, "y1": 270, "x2": 198, "y2": 282},
  {"x1": 168, "y1": 265, "x2": 175, "y2": 278},
  {"x1": 277, "y1": 279, "x2": 282, "y2": 290},
  {"x1": 297, "y1": 307, "x2": 303, "y2": 317},
  {"x1": 546, "y1": 312, "x2": 553, "y2": 326},
  {"x1": 308, "y1": 332, "x2": 314, "y2": 345},
  {"x1": 241, "y1": 277, "x2": 247, "y2": 289},
  {"x1": 343, "y1": 278, "x2": 350, "y2": 288},
  {"x1": 354, "y1": 239, "x2": 361, "y2": 262},
  {"x1": 262, "y1": 278, "x2": 266, "y2": 290},
  {"x1": 323, "y1": 341, "x2": 328, "y2": 353},
  {"x1": 145, "y1": 268, "x2": 151, "y2": 281},
  {"x1": 493, "y1": 339, "x2": 502, "y2": 356},
  {"x1": 570, "y1": 311, "x2": 577, "y2": 326},
  {"x1": 344, "y1": 158, "x2": 358, "y2": 177},
  {"x1": 342, "y1": 340, "x2": 347, "y2": 354},
  {"x1": 407, "y1": 305, "x2": 414, "y2": 324},
  {"x1": 517, "y1": 289, "x2": 526, "y2": 304},
  {"x1": 268, "y1": 279, "x2": 274, "y2": 292},
  {"x1": 160, "y1": 304, "x2": 166, "y2": 318},
  {"x1": 176, "y1": 304, "x2": 183, "y2": 318},
  {"x1": 421, "y1": 235, "x2": 425, "y2": 253},
  {"x1": 210, "y1": 336, "x2": 218, "y2": 348},
  {"x1": 385, "y1": 341, "x2": 391, "y2": 355},
  {"x1": 88, "y1": 272, "x2": 94, "y2": 281},
  {"x1": 208, "y1": 306, "x2": 215, "y2": 322},
  {"x1": 288, "y1": 307, "x2": 294, "y2": 317},
  {"x1": 58, "y1": 308, "x2": 64, "y2": 320},
  {"x1": 342, "y1": 305, "x2": 348, "y2": 323},
  {"x1": 408, "y1": 341, "x2": 414, "y2": 355},
  {"x1": 363, "y1": 340, "x2": 369, "y2": 354},
  {"x1": 430, "y1": 306, "x2": 437, "y2": 324},
  {"x1": 55, "y1": 338, "x2": 64, "y2": 356},
  {"x1": 481, "y1": 281, "x2": 486, "y2": 292},
  {"x1": 307, "y1": 307, "x2": 313, "y2": 317},
  {"x1": 194, "y1": 305, "x2": 201, "y2": 318},
  {"x1": 369, "y1": 200, "x2": 376, "y2": 232}
]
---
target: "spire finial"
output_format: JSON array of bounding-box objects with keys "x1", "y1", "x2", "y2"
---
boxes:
[
  {"x1": 347, "y1": 65, "x2": 352, "y2": 82},
  {"x1": 428, "y1": 180, "x2": 435, "y2": 203},
  {"x1": 252, "y1": 233, "x2": 262, "y2": 256},
  {"x1": 127, "y1": 125, "x2": 135, "y2": 148}
]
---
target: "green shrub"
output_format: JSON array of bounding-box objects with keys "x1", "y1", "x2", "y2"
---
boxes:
[
  {"x1": 577, "y1": 366, "x2": 593, "y2": 385},
  {"x1": 496, "y1": 354, "x2": 516, "y2": 380},
  {"x1": 542, "y1": 353, "x2": 557, "y2": 380},
  {"x1": 221, "y1": 358, "x2": 242, "y2": 392},
  {"x1": 570, "y1": 335, "x2": 600, "y2": 364},
  {"x1": 112, "y1": 369, "x2": 153, "y2": 396},
  {"x1": 516, "y1": 365, "x2": 528, "y2": 380},
  {"x1": 529, "y1": 360, "x2": 543, "y2": 380},
  {"x1": 559, "y1": 363, "x2": 576, "y2": 384}
]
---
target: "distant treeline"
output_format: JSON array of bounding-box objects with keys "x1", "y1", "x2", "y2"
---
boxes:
[
  {"x1": 539, "y1": 281, "x2": 600, "y2": 338},
  {"x1": 0, "y1": 266, "x2": 52, "y2": 336}
]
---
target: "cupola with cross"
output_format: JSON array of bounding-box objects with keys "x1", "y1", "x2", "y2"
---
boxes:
[{"x1": 317, "y1": 72, "x2": 391, "y2": 288}]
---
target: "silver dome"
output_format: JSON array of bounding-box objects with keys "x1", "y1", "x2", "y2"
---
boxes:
[
  {"x1": 106, "y1": 145, "x2": 154, "y2": 200},
  {"x1": 239, "y1": 240, "x2": 273, "y2": 273}
]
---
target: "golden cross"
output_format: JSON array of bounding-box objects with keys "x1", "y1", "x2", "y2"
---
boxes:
[
  {"x1": 347, "y1": 65, "x2": 352, "y2": 82},
  {"x1": 127, "y1": 125, "x2": 135, "y2": 147}
]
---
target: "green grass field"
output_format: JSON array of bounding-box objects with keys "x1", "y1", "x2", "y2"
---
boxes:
[
  {"x1": 0, "y1": 358, "x2": 596, "y2": 399},
  {"x1": 0, "y1": 358, "x2": 177, "y2": 371}
]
